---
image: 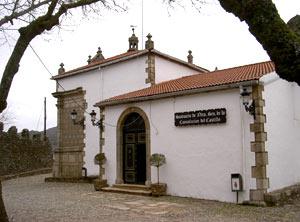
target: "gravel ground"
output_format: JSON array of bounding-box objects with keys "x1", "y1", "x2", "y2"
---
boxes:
[{"x1": 2, "y1": 174, "x2": 300, "y2": 222}]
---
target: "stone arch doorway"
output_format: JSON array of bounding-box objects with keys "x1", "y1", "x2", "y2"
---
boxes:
[{"x1": 116, "y1": 107, "x2": 151, "y2": 186}]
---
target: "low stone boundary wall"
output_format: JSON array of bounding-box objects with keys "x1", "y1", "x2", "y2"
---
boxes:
[
  {"x1": 45, "y1": 176, "x2": 98, "y2": 184},
  {"x1": 264, "y1": 183, "x2": 300, "y2": 206},
  {"x1": 0, "y1": 168, "x2": 52, "y2": 181}
]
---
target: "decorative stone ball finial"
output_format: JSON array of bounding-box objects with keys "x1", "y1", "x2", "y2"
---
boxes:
[
  {"x1": 145, "y1": 33, "x2": 154, "y2": 51},
  {"x1": 97, "y1": 47, "x2": 102, "y2": 54},
  {"x1": 87, "y1": 55, "x2": 92, "y2": 64},
  {"x1": 187, "y1": 50, "x2": 193, "y2": 64},
  {"x1": 94, "y1": 46, "x2": 105, "y2": 61},
  {"x1": 58, "y1": 63, "x2": 65, "y2": 75}
]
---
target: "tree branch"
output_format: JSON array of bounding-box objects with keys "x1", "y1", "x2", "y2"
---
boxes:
[
  {"x1": 0, "y1": 0, "x2": 51, "y2": 27},
  {"x1": 0, "y1": 0, "x2": 107, "y2": 113},
  {"x1": 219, "y1": 0, "x2": 300, "y2": 85}
]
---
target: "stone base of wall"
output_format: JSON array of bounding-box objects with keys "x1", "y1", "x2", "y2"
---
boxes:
[
  {"x1": 264, "y1": 183, "x2": 300, "y2": 206},
  {"x1": 53, "y1": 150, "x2": 84, "y2": 178},
  {"x1": 1, "y1": 168, "x2": 52, "y2": 181},
  {"x1": 242, "y1": 200, "x2": 267, "y2": 207}
]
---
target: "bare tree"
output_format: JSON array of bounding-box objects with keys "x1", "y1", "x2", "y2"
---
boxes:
[
  {"x1": 0, "y1": 107, "x2": 15, "y2": 127},
  {"x1": 167, "y1": 0, "x2": 300, "y2": 85},
  {"x1": 218, "y1": 0, "x2": 300, "y2": 85},
  {"x1": 0, "y1": 1, "x2": 127, "y2": 220},
  {"x1": 0, "y1": 0, "x2": 52, "y2": 27},
  {"x1": 0, "y1": 0, "x2": 127, "y2": 114}
]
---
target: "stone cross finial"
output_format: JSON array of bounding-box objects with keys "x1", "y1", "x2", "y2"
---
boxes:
[
  {"x1": 215, "y1": 67, "x2": 218, "y2": 71},
  {"x1": 87, "y1": 55, "x2": 92, "y2": 64},
  {"x1": 187, "y1": 50, "x2": 193, "y2": 64},
  {"x1": 58, "y1": 63, "x2": 65, "y2": 75},
  {"x1": 145, "y1": 33, "x2": 154, "y2": 51}
]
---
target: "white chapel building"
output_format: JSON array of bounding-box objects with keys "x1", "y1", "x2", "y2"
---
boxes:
[{"x1": 51, "y1": 31, "x2": 300, "y2": 203}]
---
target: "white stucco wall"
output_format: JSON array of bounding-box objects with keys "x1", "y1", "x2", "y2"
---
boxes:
[
  {"x1": 56, "y1": 57, "x2": 150, "y2": 175},
  {"x1": 263, "y1": 73, "x2": 300, "y2": 191},
  {"x1": 103, "y1": 88, "x2": 255, "y2": 202},
  {"x1": 55, "y1": 55, "x2": 209, "y2": 176},
  {"x1": 155, "y1": 56, "x2": 202, "y2": 83}
]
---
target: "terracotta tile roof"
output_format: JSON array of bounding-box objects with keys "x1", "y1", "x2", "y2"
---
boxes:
[
  {"x1": 97, "y1": 61, "x2": 275, "y2": 106},
  {"x1": 52, "y1": 50, "x2": 145, "y2": 79},
  {"x1": 52, "y1": 49, "x2": 208, "y2": 80}
]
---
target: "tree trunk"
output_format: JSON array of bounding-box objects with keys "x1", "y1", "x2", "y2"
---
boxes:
[
  {"x1": 0, "y1": 181, "x2": 8, "y2": 222},
  {"x1": 157, "y1": 166, "x2": 159, "y2": 184},
  {"x1": 0, "y1": 19, "x2": 50, "y2": 221},
  {"x1": 219, "y1": 0, "x2": 300, "y2": 85},
  {"x1": 0, "y1": 9, "x2": 62, "y2": 114},
  {"x1": 0, "y1": 31, "x2": 33, "y2": 113}
]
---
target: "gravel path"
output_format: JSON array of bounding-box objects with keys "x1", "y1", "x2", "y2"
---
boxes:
[{"x1": 2, "y1": 174, "x2": 300, "y2": 222}]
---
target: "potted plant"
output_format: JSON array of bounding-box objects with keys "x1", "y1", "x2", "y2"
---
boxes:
[
  {"x1": 150, "y1": 153, "x2": 167, "y2": 196},
  {"x1": 94, "y1": 152, "x2": 106, "y2": 165},
  {"x1": 93, "y1": 153, "x2": 108, "y2": 190}
]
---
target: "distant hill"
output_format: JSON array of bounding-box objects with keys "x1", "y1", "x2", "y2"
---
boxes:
[
  {"x1": 28, "y1": 127, "x2": 57, "y2": 150},
  {"x1": 46, "y1": 127, "x2": 57, "y2": 150}
]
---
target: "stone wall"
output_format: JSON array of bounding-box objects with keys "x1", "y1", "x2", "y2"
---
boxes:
[{"x1": 0, "y1": 125, "x2": 52, "y2": 176}]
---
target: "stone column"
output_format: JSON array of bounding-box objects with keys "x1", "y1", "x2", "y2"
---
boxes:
[{"x1": 249, "y1": 84, "x2": 269, "y2": 203}]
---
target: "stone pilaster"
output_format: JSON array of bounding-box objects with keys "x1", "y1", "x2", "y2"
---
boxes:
[
  {"x1": 94, "y1": 106, "x2": 108, "y2": 190},
  {"x1": 52, "y1": 87, "x2": 86, "y2": 179},
  {"x1": 249, "y1": 84, "x2": 269, "y2": 202},
  {"x1": 99, "y1": 107, "x2": 105, "y2": 179},
  {"x1": 145, "y1": 53, "x2": 155, "y2": 85}
]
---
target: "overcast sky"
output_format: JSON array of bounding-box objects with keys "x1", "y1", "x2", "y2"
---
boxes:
[{"x1": 0, "y1": 0, "x2": 299, "y2": 131}]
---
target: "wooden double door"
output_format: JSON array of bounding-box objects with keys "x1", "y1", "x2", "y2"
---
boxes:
[{"x1": 123, "y1": 113, "x2": 146, "y2": 184}]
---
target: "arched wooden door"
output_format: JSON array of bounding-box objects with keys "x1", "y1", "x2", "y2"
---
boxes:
[{"x1": 122, "y1": 112, "x2": 146, "y2": 184}]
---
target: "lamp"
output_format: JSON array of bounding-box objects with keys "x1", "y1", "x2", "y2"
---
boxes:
[
  {"x1": 70, "y1": 109, "x2": 84, "y2": 127},
  {"x1": 89, "y1": 110, "x2": 103, "y2": 129},
  {"x1": 240, "y1": 87, "x2": 255, "y2": 118}
]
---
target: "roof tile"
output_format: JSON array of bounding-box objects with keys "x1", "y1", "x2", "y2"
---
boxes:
[
  {"x1": 100, "y1": 61, "x2": 275, "y2": 105},
  {"x1": 52, "y1": 49, "x2": 208, "y2": 80},
  {"x1": 61, "y1": 50, "x2": 143, "y2": 75}
]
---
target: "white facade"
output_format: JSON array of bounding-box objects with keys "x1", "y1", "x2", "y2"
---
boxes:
[
  {"x1": 102, "y1": 89, "x2": 256, "y2": 202},
  {"x1": 100, "y1": 75, "x2": 300, "y2": 202},
  {"x1": 53, "y1": 38, "x2": 300, "y2": 203},
  {"x1": 263, "y1": 73, "x2": 300, "y2": 191},
  {"x1": 155, "y1": 56, "x2": 199, "y2": 82},
  {"x1": 55, "y1": 53, "x2": 204, "y2": 176}
]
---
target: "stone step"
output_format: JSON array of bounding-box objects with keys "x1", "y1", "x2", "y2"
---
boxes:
[
  {"x1": 102, "y1": 185, "x2": 152, "y2": 196},
  {"x1": 113, "y1": 183, "x2": 151, "y2": 191}
]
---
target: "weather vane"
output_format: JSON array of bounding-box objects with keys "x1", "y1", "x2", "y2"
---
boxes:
[{"x1": 130, "y1": 25, "x2": 137, "y2": 34}]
